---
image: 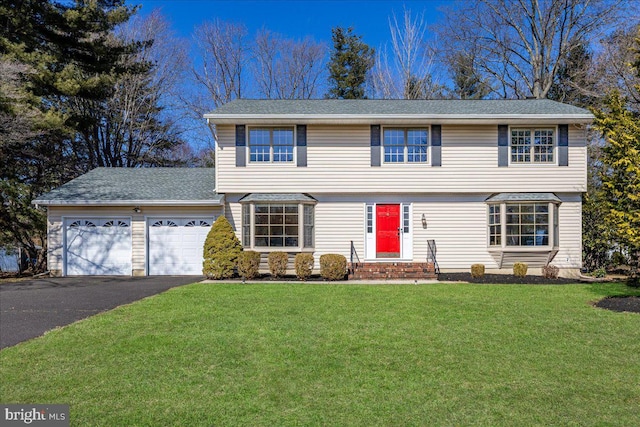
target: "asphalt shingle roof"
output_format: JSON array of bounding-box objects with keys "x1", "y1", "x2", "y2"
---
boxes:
[
  {"x1": 207, "y1": 99, "x2": 591, "y2": 117},
  {"x1": 33, "y1": 168, "x2": 221, "y2": 205},
  {"x1": 485, "y1": 193, "x2": 562, "y2": 203}
]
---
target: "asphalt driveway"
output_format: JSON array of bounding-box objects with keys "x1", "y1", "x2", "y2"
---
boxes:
[{"x1": 0, "y1": 276, "x2": 201, "y2": 349}]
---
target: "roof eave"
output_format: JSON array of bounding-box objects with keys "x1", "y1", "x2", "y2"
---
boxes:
[
  {"x1": 32, "y1": 198, "x2": 225, "y2": 207},
  {"x1": 203, "y1": 113, "x2": 594, "y2": 125}
]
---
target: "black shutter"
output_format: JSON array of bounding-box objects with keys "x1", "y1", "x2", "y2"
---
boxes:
[
  {"x1": 431, "y1": 125, "x2": 441, "y2": 167},
  {"x1": 296, "y1": 125, "x2": 307, "y2": 167},
  {"x1": 235, "y1": 125, "x2": 246, "y2": 167},
  {"x1": 558, "y1": 124, "x2": 568, "y2": 166},
  {"x1": 371, "y1": 125, "x2": 381, "y2": 167},
  {"x1": 498, "y1": 125, "x2": 509, "y2": 167}
]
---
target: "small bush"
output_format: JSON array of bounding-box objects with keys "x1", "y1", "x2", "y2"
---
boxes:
[
  {"x1": 268, "y1": 252, "x2": 288, "y2": 278},
  {"x1": 237, "y1": 251, "x2": 261, "y2": 280},
  {"x1": 294, "y1": 253, "x2": 314, "y2": 281},
  {"x1": 591, "y1": 267, "x2": 607, "y2": 278},
  {"x1": 203, "y1": 216, "x2": 242, "y2": 279},
  {"x1": 542, "y1": 264, "x2": 559, "y2": 279},
  {"x1": 470, "y1": 264, "x2": 485, "y2": 278},
  {"x1": 513, "y1": 262, "x2": 528, "y2": 277},
  {"x1": 320, "y1": 254, "x2": 347, "y2": 281}
]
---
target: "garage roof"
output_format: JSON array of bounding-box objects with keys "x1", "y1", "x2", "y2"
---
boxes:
[{"x1": 33, "y1": 167, "x2": 222, "y2": 206}]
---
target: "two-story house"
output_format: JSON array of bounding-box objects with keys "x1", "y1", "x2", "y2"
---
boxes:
[{"x1": 34, "y1": 99, "x2": 592, "y2": 278}]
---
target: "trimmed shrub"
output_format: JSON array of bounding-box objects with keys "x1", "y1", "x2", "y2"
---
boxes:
[
  {"x1": 294, "y1": 253, "x2": 314, "y2": 281},
  {"x1": 542, "y1": 264, "x2": 559, "y2": 279},
  {"x1": 470, "y1": 263, "x2": 485, "y2": 278},
  {"x1": 513, "y1": 262, "x2": 528, "y2": 277},
  {"x1": 237, "y1": 251, "x2": 261, "y2": 280},
  {"x1": 202, "y1": 216, "x2": 242, "y2": 279},
  {"x1": 268, "y1": 252, "x2": 288, "y2": 278},
  {"x1": 320, "y1": 254, "x2": 347, "y2": 281}
]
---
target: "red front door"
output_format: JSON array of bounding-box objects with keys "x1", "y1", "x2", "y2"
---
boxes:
[{"x1": 376, "y1": 204, "x2": 401, "y2": 258}]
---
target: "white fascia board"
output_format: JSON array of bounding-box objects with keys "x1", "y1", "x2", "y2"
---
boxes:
[
  {"x1": 32, "y1": 197, "x2": 225, "y2": 207},
  {"x1": 203, "y1": 113, "x2": 594, "y2": 125}
]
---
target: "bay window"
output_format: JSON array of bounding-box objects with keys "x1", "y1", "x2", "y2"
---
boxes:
[
  {"x1": 241, "y1": 198, "x2": 315, "y2": 250},
  {"x1": 487, "y1": 195, "x2": 560, "y2": 249}
]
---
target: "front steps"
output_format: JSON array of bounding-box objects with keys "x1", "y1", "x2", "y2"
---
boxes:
[{"x1": 348, "y1": 262, "x2": 437, "y2": 280}]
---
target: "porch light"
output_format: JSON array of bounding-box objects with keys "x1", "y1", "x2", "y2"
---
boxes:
[
  {"x1": 421, "y1": 213, "x2": 427, "y2": 229},
  {"x1": 133, "y1": 206, "x2": 141, "y2": 213}
]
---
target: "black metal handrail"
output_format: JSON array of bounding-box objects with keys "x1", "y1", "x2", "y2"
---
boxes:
[
  {"x1": 427, "y1": 239, "x2": 440, "y2": 275},
  {"x1": 350, "y1": 240, "x2": 361, "y2": 273}
]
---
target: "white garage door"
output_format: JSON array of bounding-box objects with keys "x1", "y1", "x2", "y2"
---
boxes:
[
  {"x1": 65, "y1": 218, "x2": 132, "y2": 275},
  {"x1": 147, "y1": 218, "x2": 213, "y2": 275}
]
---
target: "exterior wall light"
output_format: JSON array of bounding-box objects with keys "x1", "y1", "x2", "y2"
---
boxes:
[
  {"x1": 133, "y1": 206, "x2": 141, "y2": 213},
  {"x1": 421, "y1": 213, "x2": 427, "y2": 229}
]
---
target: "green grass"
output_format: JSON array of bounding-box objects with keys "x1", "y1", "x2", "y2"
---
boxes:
[{"x1": 1, "y1": 283, "x2": 640, "y2": 426}]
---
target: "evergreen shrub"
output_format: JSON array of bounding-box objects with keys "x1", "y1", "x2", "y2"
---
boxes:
[
  {"x1": 320, "y1": 254, "x2": 347, "y2": 281},
  {"x1": 294, "y1": 253, "x2": 314, "y2": 281},
  {"x1": 237, "y1": 251, "x2": 261, "y2": 280},
  {"x1": 471, "y1": 264, "x2": 485, "y2": 278},
  {"x1": 202, "y1": 216, "x2": 242, "y2": 279},
  {"x1": 513, "y1": 262, "x2": 528, "y2": 277},
  {"x1": 268, "y1": 252, "x2": 288, "y2": 278}
]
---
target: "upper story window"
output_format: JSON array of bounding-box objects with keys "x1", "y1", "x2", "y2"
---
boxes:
[
  {"x1": 511, "y1": 128, "x2": 555, "y2": 164},
  {"x1": 249, "y1": 127, "x2": 294, "y2": 163},
  {"x1": 383, "y1": 128, "x2": 428, "y2": 163}
]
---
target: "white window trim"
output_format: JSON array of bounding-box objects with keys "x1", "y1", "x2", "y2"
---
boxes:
[
  {"x1": 381, "y1": 126, "x2": 431, "y2": 165},
  {"x1": 487, "y1": 202, "x2": 559, "y2": 251},
  {"x1": 247, "y1": 126, "x2": 297, "y2": 165},
  {"x1": 508, "y1": 125, "x2": 558, "y2": 166},
  {"x1": 242, "y1": 202, "x2": 315, "y2": 252}
]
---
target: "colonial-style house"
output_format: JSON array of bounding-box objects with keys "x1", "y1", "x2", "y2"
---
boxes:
[{"x1": 34, "y1": 99, "x2": 592, "y2": 278}]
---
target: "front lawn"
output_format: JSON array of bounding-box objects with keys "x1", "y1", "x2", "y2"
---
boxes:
[{"x1": 1, "y1": 283, "x2": 639, "y2": 426}]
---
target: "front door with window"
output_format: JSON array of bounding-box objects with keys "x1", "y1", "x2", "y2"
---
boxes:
[{"x1": 376, "y1": 204, "x2": 401, "y2": 258}]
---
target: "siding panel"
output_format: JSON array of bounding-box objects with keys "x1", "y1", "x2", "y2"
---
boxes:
[{"x1": 216, "y1": 124, "x2": 587, "y2": 193}]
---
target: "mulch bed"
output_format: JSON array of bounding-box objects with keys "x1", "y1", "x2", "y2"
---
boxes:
[
  {"x1": 594, "y1": 296, "x2": 640, "y2": 314},
  {"x1": 438, "y1": 272, "x2": 578, "y2": 285}
]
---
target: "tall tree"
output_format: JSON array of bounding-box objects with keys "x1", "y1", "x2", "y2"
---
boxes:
[
  {"x1": 192, "y1": 19, "x2": 248, "y2": 108},
  {"x1": 378, "y1": 8, "x2": 442, "y2": 99},
  {"x1": 253, "y1": 30, "x2": 326, "y2": 99},
  {"x1": 447, "y1": 51, "x2": 491, "y2": 99},
  {"x1": 326, "y1": 26, "x2": 374, "y2": 99},
  {"x1": 69, "y1": 11, "x2": 190, "y2": 168},
  {"x1": 592, "y1": 91, "x2": 640, "y2": 285},
  {"x1": 0, "y1": 0, "x2": 140, "y2": 270},
  {"x1": 437, "y1": 0, "x2": 625, "y2": 99}
]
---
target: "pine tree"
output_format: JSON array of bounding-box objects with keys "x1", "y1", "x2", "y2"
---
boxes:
[
  {"x1": 326, "y1": 27, "x2": 374, "y2": 99},
  {"x1": 592, "y1": 91, "x2": 640, "y2": 285},
  {"x1": 0, "y1": 0, "x2": 140, "y2": 270}
]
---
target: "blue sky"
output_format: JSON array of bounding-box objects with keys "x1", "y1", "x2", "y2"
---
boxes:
[{"x1": 128, "y1": 0, "x2": 451, "y2": 48}]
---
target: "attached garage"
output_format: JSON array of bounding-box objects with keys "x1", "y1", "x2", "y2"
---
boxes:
[
  {"x1": 147, "y1": 217, "x2": 215, "y2": 275},
  {"x1": 33, "y1": 168, "x2": 224, "y2": 277},
  {"x1": 65, "y1": 218, "x2": 132, "y2": 275}
]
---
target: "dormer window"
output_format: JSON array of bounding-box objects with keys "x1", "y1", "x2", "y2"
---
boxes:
[{"x1": 249, "y1": 127, "x2": 294, "y2": 163}]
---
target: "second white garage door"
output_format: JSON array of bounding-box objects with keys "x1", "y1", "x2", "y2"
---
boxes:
[{"x1": 147, "y1": 218, "x2": 214, "y2": 275}]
